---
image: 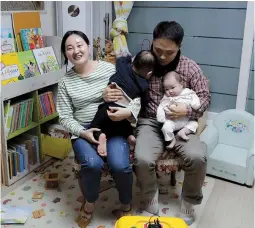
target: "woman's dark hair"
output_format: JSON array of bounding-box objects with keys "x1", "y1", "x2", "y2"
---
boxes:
[
  {"x1": 153, "y1": 21, "x2": 184, "y2": 46},
  {"x1": 61, "y1": 30, "x2": 90, "y2": 65}
]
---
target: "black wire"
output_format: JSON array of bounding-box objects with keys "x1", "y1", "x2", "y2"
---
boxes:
[{"x1": 146, "y1": 215, "x2": 161, "y2": 227}]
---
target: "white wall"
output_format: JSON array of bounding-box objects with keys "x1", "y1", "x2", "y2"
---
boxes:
[{"x1": 1, "y1": 1, "x2": 56, "y2": 36}]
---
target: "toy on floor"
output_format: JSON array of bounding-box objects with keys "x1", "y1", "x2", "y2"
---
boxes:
[
  {"x1": 32, "y1": 209, "x2": 45, "y2": 219},
  {"x1": 44, "y1": 172, "x2": 60, "y2": 190},
  {"x1": 52, "y1": 197, "x2": 61, "y2": 203},
  {"x1": 115, "y1": 216, "x2": 188, "y2": 228},
  {"x1": 32, "y1": 192, "x2": 44, "y2": 199}
]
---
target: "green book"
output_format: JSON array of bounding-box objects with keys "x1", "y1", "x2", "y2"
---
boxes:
[
  {"x1": 18, "y1": 101, "x2": 24, "y2": 129},
  {"x1": 22, "y1": 100, "x2": 28, "y2": 128},
  {"x1": 17, "y1": 50, "x2": 40, "y2": 79}
]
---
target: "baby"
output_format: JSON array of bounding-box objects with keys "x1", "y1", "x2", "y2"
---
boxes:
[
  {"x1": 89, "y1": 50, "x2": 156, "y2": 155},
  {"x1": 157, "y1": 71, "x2": 201, "y2": 149}
]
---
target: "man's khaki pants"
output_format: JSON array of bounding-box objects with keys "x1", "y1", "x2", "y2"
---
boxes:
[{"x1": 134, "y1": 118, "x2": 207, "y2": 214}]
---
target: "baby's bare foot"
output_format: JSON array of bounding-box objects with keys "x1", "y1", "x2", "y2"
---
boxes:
[
  {"x1": 177, "y1": 129, "x2": 190, "y2": 141},
  {"x1": 97, "y1": 133, "x2": 107, "y2": 156},
  {"x1": 127, "y1": 135, "x2": 136, "y2": 151}
]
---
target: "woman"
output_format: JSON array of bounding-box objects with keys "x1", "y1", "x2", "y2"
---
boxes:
[{"x1": 57, "y1": 31, "x2": 139, "y2": 227}]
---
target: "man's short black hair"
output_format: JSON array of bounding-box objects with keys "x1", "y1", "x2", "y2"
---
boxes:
[{"x1": 153, "y1": 21, "x2": 184, "y2": 46}]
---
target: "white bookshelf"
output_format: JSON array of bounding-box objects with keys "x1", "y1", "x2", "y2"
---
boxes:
[{"x1": 1, "y1": 36, "x2": 65, "y2": 186}]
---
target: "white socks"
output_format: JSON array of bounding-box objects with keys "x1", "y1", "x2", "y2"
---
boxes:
[
  {"x1": 142, "y1": 189, "x2": 159, "y2": 215},
  {"x1": 179, "y1": 200, "x2": 195, "y2": 226}
]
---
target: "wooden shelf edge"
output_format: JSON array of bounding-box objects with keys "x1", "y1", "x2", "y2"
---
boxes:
[
  {"x1": 2, "y1": 68, "x2": 65, "y2": 101},
  {"x1": 7, "y1": 122, "x2": 39, "y2": 140},
  {"x1": 39, "y1": 112, "x2": 59, "y2": 124}
]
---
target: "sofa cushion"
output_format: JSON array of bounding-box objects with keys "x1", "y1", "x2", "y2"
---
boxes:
[{"x1": 209, "y1": 143, "x2": 248, "y2": 167}]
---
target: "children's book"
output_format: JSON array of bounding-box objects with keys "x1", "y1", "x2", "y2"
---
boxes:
[
  {"x1": 32, "y1": 47, "x2": 59, "y2": 74},
  {"x1": 4, "y1": 100, "x2": 11, "y2": 137},
  {"x1": 1, "y1": 28, "x2": 16, "y2": 54},
  {"x1": 1, "y1": 28, "x2": 14, "y2": 38},
  {"x1": 1, "y1": 38, "x2": 16, "y2": 54},
  {"x1": 1, "y1": 53, "x2": 23, "y2": 85},
  {"x1": 12, "y1": 12, "x2": 41, "y2": 51},
  {"x1": 0, "y1": 205, "x2": 32, "y2": 224},
  {"x1": 17, "y1": 50, "x2": 40, "y2": 78},
  {"x1": 20, "y1": 28, "x2": 44, "y2": 51}
]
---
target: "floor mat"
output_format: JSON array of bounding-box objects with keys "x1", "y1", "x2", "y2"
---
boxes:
[{"x1": 1, "y1": 154, "x2": 214, "y2": 228}]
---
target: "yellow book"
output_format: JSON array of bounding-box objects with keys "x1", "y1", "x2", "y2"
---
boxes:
[{"x1": 1, "y1": 52, "x2": 23, "y2": 85}]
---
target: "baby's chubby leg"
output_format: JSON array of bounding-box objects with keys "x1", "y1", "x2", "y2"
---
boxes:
[
  {"x1": 177, "y1": 120, "x2": 198, "y2": 141},
  {"x1": 161, "y1": 120, "x2": 176, "y2": 149}
]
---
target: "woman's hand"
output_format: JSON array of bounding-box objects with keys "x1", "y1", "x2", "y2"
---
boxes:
[
  {"x1": 107, "y1": 107, "x2": 132, "y2": 121},
  {"x1": 165, "y1": 103, "x2": 188, "y2": 119},
  {"x1": 103, "y1": 84, "x2": 123, "y2": 102},
  {"x1": 80, "y1": 128, "x2": 100, "y2": 144}
]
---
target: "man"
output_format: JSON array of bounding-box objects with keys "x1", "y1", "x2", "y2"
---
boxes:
[{"x1": 134, "y1": 21, "x2": 210, "y2": 225}]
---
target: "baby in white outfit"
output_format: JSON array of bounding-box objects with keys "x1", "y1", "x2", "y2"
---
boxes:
[{"x1": 157, "y1": 71, "x2": 201, "y2": 149}]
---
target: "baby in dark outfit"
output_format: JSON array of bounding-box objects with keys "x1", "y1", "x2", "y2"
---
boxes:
[{"x1": 88, "y1": 50, "x2": 156, "y2": 155}]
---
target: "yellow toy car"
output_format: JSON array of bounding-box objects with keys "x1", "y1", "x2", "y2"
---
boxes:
[{"x1": 114, "y1": 216, "x2": 188, "y2": 228}]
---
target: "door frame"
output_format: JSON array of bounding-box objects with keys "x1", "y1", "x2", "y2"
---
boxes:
[{"x1": 92, "y1": 1, "x2": 113, "y2": 51}]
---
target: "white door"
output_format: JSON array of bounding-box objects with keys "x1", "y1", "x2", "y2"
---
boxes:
[
  {"x1": 56, "y1": 1, "x2": 93, "y2": 58},
  {"x1": 56, "y1": 1, "x2": 112, "y2": 60},
  {"x1": 92, "y1": 1, "x2": 113, "y2": 49}
]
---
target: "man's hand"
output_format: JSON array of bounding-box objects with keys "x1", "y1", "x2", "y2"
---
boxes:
[
  {"x1": 165, "y1": 103, "x2": 188, "y2": 119},
  {"x1": 103, "y1": 84, "x2": 123, "y2": 102},
  {"x1": 107, "y1": 107, "x2": 132, "y2": 121}
]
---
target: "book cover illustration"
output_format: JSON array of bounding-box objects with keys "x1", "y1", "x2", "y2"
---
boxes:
[
  {"x1": 0, "y1": 205, "x2": 32, "y2": 224},
  {"x1": 1, "y1": 38, "x2": 16, "y2": 54},
  {"x1": 32, "y1": 47, "x2": 59, "y2": 74},
  {"x1": 12, "y1": 12, "x2": 41, "y2": 51},
  {"x1": 1, "y1": 28, "x2": 14, "y2": 38},
  {"x1": 1, "y1": 28, "x2": 16, "y2": 54},
  {"x1": 20, "y1": 28, "x2": 44, "y2": 51},
  {"x1": 17, "y1": 50, "x2": 40, "y2": 78},
  {"x1": 1, "y1": 53, "x2": 23, "y2": 85}
]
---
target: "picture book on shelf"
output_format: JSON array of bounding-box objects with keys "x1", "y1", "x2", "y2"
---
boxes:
[
  {"x1": 18, "y1": 50, "x2": 40, "y2": 78},
  {"x1": 20, "y1": 28, "x2": 44, "y2": 51},
  {"x1": 4, "y1": 100, "x2": 12, "y2": 137},
  {"x1": 33, "y1": 47, "x2": 59, "y2": 74},
  {"x1": 1, "y1": 28, "x2": 16, "y2": 54},
  {"x1": 39, "y1": 91, "x2": 56, "y2": 119},
  {"x1": 0, "y1": 53, "x2": 23, "y2": 85},
  {"x1": 12, "y1": 12, "x2": 41, "y2": 51},
  {"x1": 1, "y1": 28, "x2": 14, "y2": 38},
  {"x1": 1, "y1": 38, "x2": 16, "y2": 54},
  {"x1": 5, "y1": 98, "x2": 34, "y2": 136}
]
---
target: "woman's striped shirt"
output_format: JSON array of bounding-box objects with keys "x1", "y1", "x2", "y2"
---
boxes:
[{"x1": 56, "y1": 61, "x2": 140, "y2": 137}]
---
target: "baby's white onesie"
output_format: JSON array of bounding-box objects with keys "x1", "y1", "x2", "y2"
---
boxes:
[{"x1": 156, "y1": 88, "x2": 201, "y2": 141}]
